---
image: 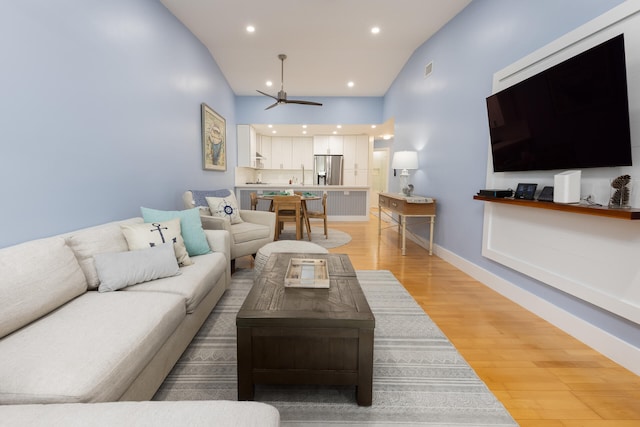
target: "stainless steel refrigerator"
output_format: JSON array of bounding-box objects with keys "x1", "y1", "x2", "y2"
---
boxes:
[{"x1": 314, "y1": 155, "x2": 344, "y2": 185}]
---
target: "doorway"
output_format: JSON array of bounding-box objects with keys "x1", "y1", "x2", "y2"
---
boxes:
[{"x1": 371, "y1": 148, "x2": 389, "y2": 208}]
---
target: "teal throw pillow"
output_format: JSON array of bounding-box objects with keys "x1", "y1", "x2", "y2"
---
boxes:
[{"x1": 141, "y1": 207, "x2": 211, "y2": 256}]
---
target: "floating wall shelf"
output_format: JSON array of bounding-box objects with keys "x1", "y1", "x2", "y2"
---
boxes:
[{"x1": 473, "y1": 195, "x2": 640, "y2": 220}]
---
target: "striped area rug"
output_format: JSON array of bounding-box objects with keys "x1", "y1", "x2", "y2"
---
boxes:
[{"x1": 154, "y1": 269, "x2": 517, "y2": 426}]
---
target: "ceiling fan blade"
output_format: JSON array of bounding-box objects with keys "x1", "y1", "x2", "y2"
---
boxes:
[
  {"x1": 285, "y1": 99, "x2": 323, "y2": 107},
  {"x1": 258, "y1": 54, "x2": 323, "y2": 110},
  {"x1": 256, "y1": 89, "x2": 278, "y2": 100}
]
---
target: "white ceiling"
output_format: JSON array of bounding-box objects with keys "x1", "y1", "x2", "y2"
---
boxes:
[{"x1": 159, "y1": 0, "x2": 471, "y2": 137}]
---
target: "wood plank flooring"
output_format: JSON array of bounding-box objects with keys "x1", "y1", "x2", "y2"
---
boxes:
[{"x1": 237, "y1": 213, "x2": 640, "y2": 426}]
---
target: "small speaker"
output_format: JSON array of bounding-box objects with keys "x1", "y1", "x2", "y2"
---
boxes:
[{"x1": 553, "y1": 170, "x2": 581, "y2": 204}]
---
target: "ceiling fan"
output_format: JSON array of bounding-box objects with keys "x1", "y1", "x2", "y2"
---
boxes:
[{"x1": 257, "y1": 54, "x2": 323, "y2": 110}]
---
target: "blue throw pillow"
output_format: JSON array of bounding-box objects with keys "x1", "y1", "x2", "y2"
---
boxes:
[{"x1": 140, "y1": 207, "x2": 211, "y2": 256}]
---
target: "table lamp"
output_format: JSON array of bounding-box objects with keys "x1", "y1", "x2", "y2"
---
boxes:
[{"x1": 392, "y1": 150, "x2": 418, "y2": 195}]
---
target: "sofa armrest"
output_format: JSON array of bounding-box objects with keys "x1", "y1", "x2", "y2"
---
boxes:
[
  {"x1": 239, "y1": 210, "x2": 276, "y2": 232},
  {"x1": 200, "y1": 215, "x2": 232, "y2": 232},
  {"x1": 204, "y1": 229, "x2": 231, "y2": 287}
]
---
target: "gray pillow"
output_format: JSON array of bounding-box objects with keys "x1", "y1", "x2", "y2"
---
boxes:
[{"x1": 95, "y1": 243, "x2": 180, "y2": 292}]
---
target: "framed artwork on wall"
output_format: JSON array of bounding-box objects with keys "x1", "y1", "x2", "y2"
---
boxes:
[{"x1": 201, "y1": 103, "x2": 226, "y2": 171}]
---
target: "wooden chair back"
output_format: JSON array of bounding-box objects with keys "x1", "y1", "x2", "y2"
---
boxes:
[
  {"x1": 305, "y1": 193, "x2": 328, "y2": 238},
  {"x1": 249, "y1": 192, "x2": 258, "y2": 210},
  {"x1": 272, "y1": 195, "x2": 302, "y2": 240}
]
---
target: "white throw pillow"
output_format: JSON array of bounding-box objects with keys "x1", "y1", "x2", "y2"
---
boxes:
[
  {"x1": 94, "y1": 243, "x2": 180, "y2": 292},
  {"x1": 206, "y1": 192, "x2": 243, "y2": 224},
  {"x1": 121, "y1": 218, "x2": 193, "y2": 266}
]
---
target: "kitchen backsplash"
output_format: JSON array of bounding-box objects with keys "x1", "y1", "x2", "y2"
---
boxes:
[{"x1": 236, "y1": 167, "x2": 313, "y2": 185}]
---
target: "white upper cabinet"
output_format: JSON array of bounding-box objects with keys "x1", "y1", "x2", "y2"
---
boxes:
[
  {"x1": 313, "y1": 135, "x2": 344, "y2": 155},
  {"x1": 342, "y1": 135, "x2": 370, "y2": 170},
  {"x1": 271, "y1": 136, "x2": 293, "y2": 169},
  {"x1": 237, "y1": 124, "x2": 255, "y2": 168},
  {"x1": 313, "y1": 135, "x2": 329, "y2": 154},
  {"x1": 292, "y1": 137, "x2": 313, "y2": 169},
  {"x1": 242, "y1": 130, "x2": 368, "y2": 175},
  {"x1": 329, "y1": 135, "x2": 344, "y2": 155},
  {"x1": 257, "y1": 135, "x2": 272, "y2": 169}
]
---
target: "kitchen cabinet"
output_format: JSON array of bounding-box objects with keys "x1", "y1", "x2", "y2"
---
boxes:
[
  {"x1": 343, "y1": 135, "x2": 370, "y2": 186},
  {"x1": 313, "y1": 135, "x2": 343, "y2": 155},
  {"x1": 292, "y1": 137, "x2": 313, "y2": 169},
  {"x1": 237, "y1": 124, "x2": 257, "y2": 168},
  {"x1": 271, "y1": 136, "x2": 293, "y2": 169},
  {"x1": 313, "y1": 136, "x2": 329, "y2": 154},
  {"x1": 329, "y1": 135, "x2": 344, "y2": 154},
  {"x1": 343, "y1": 169, "x2": 369, "y2": 186},
  {"x1": 342, "y1": 135, "x2": 370, "y2": 170},
  {"x1": 257, "y1": 135, "x2": 272, "y2": 169}
]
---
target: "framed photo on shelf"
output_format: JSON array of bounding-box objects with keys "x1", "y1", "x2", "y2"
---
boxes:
[{"x1": 201, "y1": 103, "x2": 226, "y2": 171}]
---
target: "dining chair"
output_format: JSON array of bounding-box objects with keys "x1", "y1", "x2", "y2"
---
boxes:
[
  {"x1": 294, "y1": 191, "x2": 313, "y2": 241},
  {"x1": 272, "y1": 195, "x2": 302, "y2": 240},
  {"x1": 305, "y1": 193, "x2": 328, "y2": 239},
  {"x1": 250, "y1": 192, "x2": 258, "y2": 210}
]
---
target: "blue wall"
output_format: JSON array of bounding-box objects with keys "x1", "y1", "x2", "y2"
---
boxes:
[
  {"x1": 384, "y1": 0, "x2": 638, "y2": 345},
  {"x1": 236, "y1": 96, "x2": 383, "y2": 125},
  {"x1": 0, "y1": 0, "x2": 236, "y2": 248}
]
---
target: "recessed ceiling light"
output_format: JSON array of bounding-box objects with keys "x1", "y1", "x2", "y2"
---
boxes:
[
  {"x1": 371, "y1": 26, "x2": 380, "y2": 35},
  {"x1": 371, "y1": 125, "x2": 377, "y2": 129},
  {"x1": 333, "y1": 131, "x2": 337, "y2": 135},
  {"x1": 272, "y1": 130, "x2": 277, "y2": 134},
  {"x1": 347, "y1": 81, "x2": 354, "y2": 88},
  {"x1": 382, "y1": 134, "x2": 392, "y2": 140},
  {"x1": 266, "y1": 80, "x2": 273, "y2": 87},
  {"x1": 337, "y1": 125, "x2": 342, "y2": 129},
  {"x1": 246, "y1": 25, "x2": 255, "y2": 33},
  {"x1": 302, "y1": 130, "x2": 307, "y2": 135},
  {"x1": 268, "y1": 124, "x2": 273, "y2": 128},
  {"x1": 302, "y1": 124, "x2": 307, "y2": 128}
]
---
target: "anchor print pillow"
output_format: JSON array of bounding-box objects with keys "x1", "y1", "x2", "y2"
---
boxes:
[
  {"x1": 120, "y1": 218, "x2": 193, "y2": 266},
  {"x1": 205, "y1": 192, "x2": 244, "y2": 224}
]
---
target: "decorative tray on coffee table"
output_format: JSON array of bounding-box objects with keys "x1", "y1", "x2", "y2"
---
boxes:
[{"x1": 284, "y1": 258, "x2": 330, "y2": 288}]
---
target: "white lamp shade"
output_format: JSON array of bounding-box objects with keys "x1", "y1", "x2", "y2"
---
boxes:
[{"x1": 392, "y1": 151, "x2": 418, "y2": 170}]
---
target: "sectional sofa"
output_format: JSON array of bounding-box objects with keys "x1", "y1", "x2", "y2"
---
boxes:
[{"x1": 0, "y1": 216, "x2": 279, "y2": 425}]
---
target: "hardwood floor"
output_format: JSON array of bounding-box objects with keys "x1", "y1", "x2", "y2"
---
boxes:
[{"x1": 237, "y1": 213, "x2": 640, "y2": 426}]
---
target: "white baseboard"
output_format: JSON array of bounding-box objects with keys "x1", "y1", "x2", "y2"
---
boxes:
[{"x1": 433, "y1": 245, "x2": 640, "y2": 376}]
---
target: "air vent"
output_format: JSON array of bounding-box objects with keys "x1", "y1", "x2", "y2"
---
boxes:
[{"x1": 424, "y1": 61, "x2": 433, "y2": 79}]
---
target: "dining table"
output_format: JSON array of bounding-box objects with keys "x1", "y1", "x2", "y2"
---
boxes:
[{"x1": 257, "y1": 191, "x2": 321, "y2": 240}]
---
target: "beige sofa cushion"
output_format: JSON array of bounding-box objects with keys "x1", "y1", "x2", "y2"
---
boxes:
[
  {"x1": 230, "y1": 221, "x2": 271, "y2": 244},
  {"x1": 0, "y1": 237, "x2": 87, "y2": 339},
  {"x1": 124, "y1": 251, "x2": 227, "y2": 313},
  {"x1": 0, "y1": 401, "x2": 280, "y2": 427},
  {"x1": 94, "y1": 243, "x2": 180, "y2": 292},
  {"x1": 121, "y1": 218, "x2": 193, "y2": 267},
  {"x1": 0, "y1": 291, "x2": 185, "y2": 404},
  {"x1": 66, "y1": 218, "x2": 142, "y2": 290}
]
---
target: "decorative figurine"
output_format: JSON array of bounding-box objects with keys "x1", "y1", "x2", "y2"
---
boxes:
[{"x1": 609, "y1": 174, "x2": 631, "y2": 208}]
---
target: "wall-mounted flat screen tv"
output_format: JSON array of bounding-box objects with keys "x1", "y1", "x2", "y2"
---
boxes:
[{"x1": 486, "y1": 34, "x2": 632, "y2": 172}]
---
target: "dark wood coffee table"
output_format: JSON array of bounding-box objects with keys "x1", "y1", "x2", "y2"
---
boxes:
[{"x1": 236, "y1": 253, "x2": 375, "y2": 406}]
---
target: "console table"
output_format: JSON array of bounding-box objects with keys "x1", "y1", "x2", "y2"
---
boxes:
[{"x1": 378, "y1": 193, "x2": 436, "y2": 255}]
